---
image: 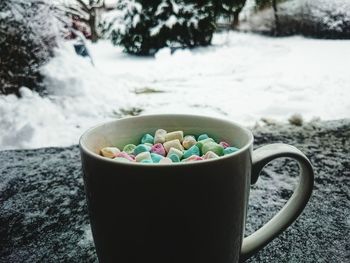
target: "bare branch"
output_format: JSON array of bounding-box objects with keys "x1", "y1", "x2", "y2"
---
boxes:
[
  {"x1": 91, "y1": 0, "x2": 104, "y2": 9},
  {"x1": 65, "y1": 6, "x2": 90, "y2": 20},
  {"x1": 76, "y1": 0, "x2": 90, "y2": 12}
]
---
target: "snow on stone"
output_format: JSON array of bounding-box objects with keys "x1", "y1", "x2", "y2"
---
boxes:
[{"x1": 0, "y1": 32, "x2": 350, "y2": 150}]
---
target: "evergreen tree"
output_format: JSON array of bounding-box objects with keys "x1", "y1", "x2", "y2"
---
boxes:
[{"x1": 108, "y1": 0, "x2": 216, "y2": 55}]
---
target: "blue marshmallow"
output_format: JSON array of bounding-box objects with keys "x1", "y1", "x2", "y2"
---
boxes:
[
  {"x1": 151, "y1": 153, "x2": 164, "y2": 163},
  {"x1": 198, "y1": 134, "x2": 209, "y2": 141},
  {"x1": 141, "y1": 133, "x2": 154, "y2": 144},
  {"x1": 223, "y1": 147, "x2": 239, "y2": 155},
  {"x1": 133, "y1": 144, "x2": 151, "y2": 155},
  {"x1": 169, "y1": 154, "x2": 180, "y2": 163},
  {"x1": 183, "y1": 145, "x2": 200, "y2": 159}
]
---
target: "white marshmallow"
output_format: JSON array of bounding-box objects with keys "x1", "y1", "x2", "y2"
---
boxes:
[
  {"x1": 203, "y1": 151, "x2": 219, "y2": 159},
  {"x1": 154, "y1": 129, "x2": 167, "y2": 144},
  {"x1": 182, "y1": 135, "x2": 197, "y2": 150},
  {"x1": 135, "y1": 151, "x2": 152, "y2": 162},
  {"x1": 167, "y1": 147, "x2": 183, "y2": 159},
  {"x1": 165, "y1": 131, "x2": 184, "y2": 142},
  {"x1": 100, "y1": 147, "x2": 120, "y2": 158},
  {"x1": 163, "y1": 139, "x2": 184, "y2": 152}
]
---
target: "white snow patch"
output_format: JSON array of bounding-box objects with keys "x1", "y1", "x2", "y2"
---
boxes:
[
  {"x1": 0, "y1": 41, "x2": 135, "y2": 150},
  {"x1": 0, "y1": 32, "x2": 349, "y2": 150},
  {"x1": 78, "y1": 224, "x2": 94, "y2": 247}
]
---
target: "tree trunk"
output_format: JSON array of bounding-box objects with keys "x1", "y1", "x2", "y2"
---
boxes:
[
  {"x1": 272, "y1": 0, "x2": 280, "y2": 35},
  {"x1": 89, "y1": 9, "x2": 98, "y2": 43},
  {"x1": 231, "y1": 11, "x2": 240, "y2": 29}
]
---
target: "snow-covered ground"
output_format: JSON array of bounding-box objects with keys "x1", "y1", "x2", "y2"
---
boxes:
[{"x1": 1, "y1": 32, "x2": 349, "y2": 150}]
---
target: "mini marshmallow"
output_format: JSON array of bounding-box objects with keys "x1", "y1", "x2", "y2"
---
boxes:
[
  {"x1": 183, "y1": 145, "x2": 200, "y2": 159},
  {"x1": 196, "y1": 138, "x2": 214, "y2": 150},
  {"x1": 203, "y1": 151, "x2": 219, "y2": 159},
  {"x1": 169, "y1": 154, "x2": 180, "y2": 163},
  {"x1": 163, "y1": 139, "x2": 183, "y2": 152},
  {"x1": 165, "y1": 131, "x2": 184, "y2": 142},
  {"x1": 167, "y1": 147, "x2": 183, "y2": 159},
  {"x1": 151, "y1": 153, "x2": 164, "y2": 163},
  {"x1": 114, "y1": 152, "x2": 135, "y2": 161},
  {"x1": 141, "y1": 133, "x2": 154, "y2": 144},
  {"x1": 182, "y1": 135, "x2": 197, "y2": 150},
  {"x1": 140, "y1": 159, "x2": 153, "y2": 164},
  {"x1": 202, "y1": 141, "x2": 224, "y2": 156},
  {"x1": 135, "y1": 151, "x2": 152, "y2": 162},
  {"x1": 151, "y1": 143, "x2": 166, "y2": 156},
  {"x1": 224, "y1": 147, "x2": 239, "y2": 155},
  {"x1": 159, "y1": 157, "x2": 173, "y2": 164},
  {"x1": 113, "y1": 157, "x2": 131, "y2": 162},
  {"x1": 100, "y1": 147, "x2": 120, "y2": 158},
  {"x1": 133, "y1": 144, "x2": 151, "y2": 155},
  {"x1": 123, "y1": 144, "x2": 136, "y2": 154},
  {"x1": 154, "y1": 129, "x2": 167, "y2": 144},
  {"x1": 219, "y1": 141, "x2": 230, "y2": 149},
  {"x1": 198, "y1": 134, "x2": 209, "y2": 141},
  {"x1": 182, "y1": 155, "x2": 203, "y2": 162}
]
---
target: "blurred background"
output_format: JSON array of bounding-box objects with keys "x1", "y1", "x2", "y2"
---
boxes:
[{"x1": 1, "y1": 0, "x2": 349, "y2": 150}]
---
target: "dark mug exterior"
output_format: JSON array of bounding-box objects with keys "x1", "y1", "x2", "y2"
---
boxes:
[{"x1": 80, "y1": 115, "x2": 254, "y2": 263}]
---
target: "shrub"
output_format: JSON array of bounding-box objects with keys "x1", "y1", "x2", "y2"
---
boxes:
[
  {"x1": 298, "y1": 0, "x2": 350, "y2": 39},
  {"x1": 107, "y1": 0, "x2": 216, "y2": 55},
  {"x1": 243, "y1": 0, "x2": 350, "y2": 38},
  {"x1": 0, "y1": 0, "x2": 64, "y2": 95}
]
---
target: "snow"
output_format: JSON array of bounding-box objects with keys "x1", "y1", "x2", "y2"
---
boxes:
[
  {"x1": 165, "y1": 15, "x2": 178, "y2": 28},
  {"x1": 1, "y1": 32, "x2": 350, "y2": 150}
]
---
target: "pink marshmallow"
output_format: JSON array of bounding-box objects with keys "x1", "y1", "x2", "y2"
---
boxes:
[
  {"x1": 151, "y1": 143, "x2": 166, "y2": 156},
  {"x1": 114, "y1": 152, "x2": 135, "y2": 161},
  {"x1": 219, "y1": 141, "x2": 230, "y2": 149},
  {"x1": 183, "y1": 155, "x2": 203, "y2": 162}
]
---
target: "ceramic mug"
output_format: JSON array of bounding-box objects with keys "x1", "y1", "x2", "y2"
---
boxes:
[{"x1": 79, "y1": 114, "x2": 314, "y2": 263}]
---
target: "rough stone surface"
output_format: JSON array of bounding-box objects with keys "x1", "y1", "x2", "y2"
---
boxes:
[{"x1": 0, "y1": 120, "x2": 349, "y2": 262}]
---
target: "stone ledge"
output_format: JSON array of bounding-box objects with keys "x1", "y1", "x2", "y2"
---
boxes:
[{"x1": 0, "y1": 119, "x2": 349, "y2": 262}]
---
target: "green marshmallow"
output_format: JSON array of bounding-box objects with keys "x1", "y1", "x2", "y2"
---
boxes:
[
  {"x1": 183, "y1": 145, "x2": 200, "y2": 159},
  {"x1": 123, "y1": 144, "x2": 136, "y2": 154},
  {"x1": 169, "y1": 154, "x2": 180, "y2": 163},
  {"x1": 202, "y1": 142, "x2": 224, "y2": 156},
  {"x1": 224, "y1": 147, "x2": 239, "y2": 155},
  {"x1": 197, "y1": 134, "x2": 209, "y2": 141},
  {"x1": 133, "y1": 144, "x2": 151, "y2": 155},
  {"x1": 196, "y1": 138, "x2": 214, "y2": 150},
  {"x1": 151, "y1": 153, "x2": 163, "y2": 163},
  {"x1": 141, "y1": 133, "x2": 154, "y2": 144}
]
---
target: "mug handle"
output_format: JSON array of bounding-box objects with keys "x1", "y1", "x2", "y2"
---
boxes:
[{"x1": 240, "y1": 143, "x2": 314, "y2": 261}]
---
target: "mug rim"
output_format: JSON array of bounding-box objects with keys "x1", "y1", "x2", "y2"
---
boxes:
[{"x1": 79, "y1": 114, "x2": 254, "y2": 167}]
